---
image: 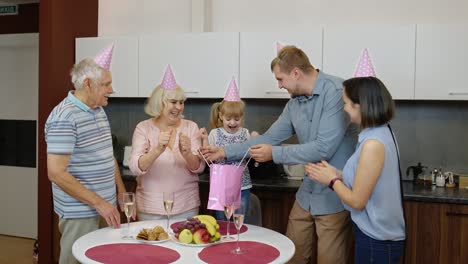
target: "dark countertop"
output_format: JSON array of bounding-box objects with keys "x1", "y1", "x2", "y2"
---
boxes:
[{"x1": 120, "y1": 167, "x2": 468, "y2": 205}]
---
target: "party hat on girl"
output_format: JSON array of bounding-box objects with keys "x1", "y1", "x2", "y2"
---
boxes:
[
  {"x1": 354, "y1": 48, "x2": 376, "y2": 77},
  {"x1": 160, "y1": 64, "x2": 178, "y2": 90},
  {"x1": 94, "y1": 44, "x2": 114, "y2": 71},
  {"x1": 224, "y1": 77, "x2": 241, "y2": 102},
  {"x1": 276, "y1": 42, "x2": 285, "y2": 54}
]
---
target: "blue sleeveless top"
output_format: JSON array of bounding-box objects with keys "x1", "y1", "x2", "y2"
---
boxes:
[{"x1": 342, "y1": 125, "x2": 405, "y2": 241}]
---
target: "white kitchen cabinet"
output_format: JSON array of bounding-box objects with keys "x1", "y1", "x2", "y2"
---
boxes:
[
  {"x1": 323, "y1": 25, "x2": 416, "y2": 100},
  {"x1": 76, "y1": 36, "x2": 139, "y2": 97},
  {"x1": 139, "y1": 33, "x2": 239, "y2": 98},
  {"x1": 415, "y1": 24, "x2": 468, "y2": 100},
  {"x1": 239, "y1": 31, "x2": 323, "y2": 98}
]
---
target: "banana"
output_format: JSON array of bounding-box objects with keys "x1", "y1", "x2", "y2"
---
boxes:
[
  {"x1": 198, "y1": 218, "x2": 216, "y2": 236},
  {"x1": 194, "y1": 215, "x2": 217, "y2": 226}
]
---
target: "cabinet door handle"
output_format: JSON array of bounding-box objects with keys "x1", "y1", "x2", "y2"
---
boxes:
[
  {"x1": 184, "y1": 91, "x2": 199, "y2": 94},
  {"x1": 448, "y1": 92, "x2": 468, "y2": 95},
  {"x1": 265, "y1": 90, "x2": 287, "y2": 94},
  {"x1": 446, "y1": 212, "x2": 468, "y2": 217}
]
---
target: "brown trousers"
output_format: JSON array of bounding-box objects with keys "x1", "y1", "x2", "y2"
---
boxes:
[{"x1": 286, "y1": 200, "x2": 353, "y2": 264}]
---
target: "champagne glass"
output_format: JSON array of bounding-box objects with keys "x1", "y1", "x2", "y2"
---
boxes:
[
  {"x1": 222, "y1": 204, "x2": 236, "y2": 241},
  {"x1": 122, "y1": 192, "x2": 135, "y2": 239},
  {"x1": 231, "y1": 204, "x2": 246, "y2": 254},
  {"x1": 163, "y1": 192, "x2": 174, "y2": 231}
]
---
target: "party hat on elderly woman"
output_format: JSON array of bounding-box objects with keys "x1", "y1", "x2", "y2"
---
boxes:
[
  {"x1": 94, "y1": 44, "x2": 114, "y2": 71},
  {"x1": 354, "y1": 48, "x2": 376, "y2": 77},
  {"x1": 224, "y1": 77, "x2": 241, "y2": 101},
  {"x1": 276, "y1": 42, "x2": 285, "y2": 54},
  {"x1": 160, "y1": 64, "x2": 178, "y2": 90}
]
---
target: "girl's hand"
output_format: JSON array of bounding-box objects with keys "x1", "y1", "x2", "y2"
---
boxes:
[
  {"x1": 199, "y1": 127, "x2": 208, "y2": 147},
  {"x1": 250, "y1": 131, "x2": 259, "y2": 137},
  {"x1": 304, "y1": 160, "x2": 339, "y2": 185}
]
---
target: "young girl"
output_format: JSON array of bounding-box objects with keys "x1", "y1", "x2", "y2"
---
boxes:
[{"x1": 200, "y1": 78, "x2": 255, "y2": 222}]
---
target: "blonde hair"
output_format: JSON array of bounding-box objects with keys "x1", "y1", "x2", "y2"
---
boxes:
[
  {"x1": 144, "y1": 85, "x2": 186, "y2": 118},
  {"x1": 270, "y1": 45, "x2": 315, "y2": 74},
  {"x1": 209, "y1": 100, "x2": 245, "y2": 129}
]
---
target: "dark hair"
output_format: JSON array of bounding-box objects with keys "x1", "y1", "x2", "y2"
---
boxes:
[
  {"x1": 209, "y1": 100, "x2": 245, "y2": 129},
  {"x1": 270, "y1": 45, "x2": 315, "y2": 74},
  {"x1": 343, "y1": 77, "x2": 395, "y2": 128}
]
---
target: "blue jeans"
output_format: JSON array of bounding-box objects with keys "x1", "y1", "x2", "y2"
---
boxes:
[
  {"x1": 216, "y1": 189, "x2": 250, "y2": 223},
  {"x1": 353, "y1": 222, "x2": 405, "y2": 264}
]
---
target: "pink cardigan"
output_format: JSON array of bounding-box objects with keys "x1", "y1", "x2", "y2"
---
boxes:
[{"x1": 129, "y1": 119, "x2": 205, "y2": 215}]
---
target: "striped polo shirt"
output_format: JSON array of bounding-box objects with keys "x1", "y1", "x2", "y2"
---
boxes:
[{"x1": 45, "y1": 91, "x2": 116, "y2": 218}]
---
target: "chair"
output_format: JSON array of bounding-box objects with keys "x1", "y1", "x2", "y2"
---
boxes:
[{"x1": 247, "y1": 193, "x2": 262, "y2": 226}]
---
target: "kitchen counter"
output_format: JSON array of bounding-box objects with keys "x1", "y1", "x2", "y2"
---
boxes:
[{"x1": 120, "y1": 167, "x2": 468, "y2": 205}]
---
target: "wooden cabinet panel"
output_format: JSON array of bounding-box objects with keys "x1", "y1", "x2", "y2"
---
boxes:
[
  {"x1": 404, "y1": 201, "x2": 468, "y2": 264},
  {"x1": 323, "y1": 25, "x2": 416, "y2": 100},
  {"x1": 76, "y1": 36, "x2": 139, "y2": 98}
]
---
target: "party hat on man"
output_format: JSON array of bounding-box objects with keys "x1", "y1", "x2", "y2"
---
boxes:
[
  {"x1": 94, "y1": 44, "x2": 114, "y2": 71},
  {"x1": 224, "y1": 77, "x2": 241, "y2": 102},
  {"x1": 354, "y1": 48, "x2": 376, "y2": 77},
  {"x1": 160, "y1": 64, "x2": 178, "y2": 90},
  {"x1": 276, "y1": 42, "x2": 285, "y2": 54}
]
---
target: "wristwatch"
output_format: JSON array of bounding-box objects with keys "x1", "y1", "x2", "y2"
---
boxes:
[{"x1": 328, "y1": 177, "x2": 342, "y2": 191}]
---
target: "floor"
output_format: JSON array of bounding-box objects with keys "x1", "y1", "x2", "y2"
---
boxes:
[{"x1": 0, "y1": 235, "x2": 35, "y2": 264}]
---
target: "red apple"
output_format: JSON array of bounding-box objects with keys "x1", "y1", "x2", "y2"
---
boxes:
[{"x1": 193, "y1": 228, "x2": 210, "y2": 244}]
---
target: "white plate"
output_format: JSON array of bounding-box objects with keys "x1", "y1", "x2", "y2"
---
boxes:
[
  {"x1": 170, "y1": 235, "x2": 221, "y2": 247},
  {"x1": 134, "y1": 236, "x2": 170, "y2": 244}
]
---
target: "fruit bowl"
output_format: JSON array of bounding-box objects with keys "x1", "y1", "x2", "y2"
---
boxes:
[
  {"x1": 170, "y1": 234, "x2": 222, "y2": 247},
  {"x1": 171, "y1": 215, "x2": 222, "y2": 246}
]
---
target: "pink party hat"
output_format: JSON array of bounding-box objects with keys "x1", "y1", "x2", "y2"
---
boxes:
[
  {"x1": 224, "y1": 77, "x2": 241, "y2": 102},
  {"x1": 354, "y1": 48, "x2": 376, "y2": 77},
  {"x1": 160, "y1": 64, "x2": 178, "y2": 90},
  {"x1": 94, "y1": 44, "x2": 114, "y2": 71},
  {"x1": 276, "y1": 42, "x2": 285, "y2": 54}
]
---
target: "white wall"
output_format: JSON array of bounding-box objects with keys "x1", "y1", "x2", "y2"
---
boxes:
[
  {"x1": 99, "y1": 0, "x2": 468, "y2": 34},
  {"x1": 0, "y1": 33, "x2": 38, "y2": 238}
]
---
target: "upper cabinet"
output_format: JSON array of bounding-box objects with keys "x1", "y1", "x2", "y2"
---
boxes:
[
  {"x1": 323, "y1": 25, "x2": 416, "y2": 100},
  {"x1": 75, "y1": 36, "x2": 139, "y2": 97},
  {"x1": 415, "y1": 24, "x2": 468, "y2": 100},
  {"x1": 239, "y1": 31, "x2": 323, "y2": 98},
  {"x1": 139, "y1": 33, "x2": 239, "y2": 98}
]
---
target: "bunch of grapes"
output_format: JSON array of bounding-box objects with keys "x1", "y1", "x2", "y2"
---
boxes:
[{"x1": 172, "y1": 217, "x2": 206, "y2": 238}]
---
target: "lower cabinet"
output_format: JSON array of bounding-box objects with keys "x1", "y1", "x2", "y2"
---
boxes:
[{"x1": 404, "y1": 201, "x2": 468, "y2": 264}]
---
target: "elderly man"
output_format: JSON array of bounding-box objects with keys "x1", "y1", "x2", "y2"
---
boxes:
[
  {"x1": 202, "y1": 45, "x2": 358, "y2": 263},
  {"x1": 45, "y1": 45, "x2": 126, "y2": 264}
]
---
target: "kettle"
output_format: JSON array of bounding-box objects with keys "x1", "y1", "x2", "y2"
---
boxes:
[{"x1": 406, "y1": 162, "x2": 427, "y2": 184}]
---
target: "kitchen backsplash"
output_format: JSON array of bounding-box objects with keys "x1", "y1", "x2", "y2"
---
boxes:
[{"x1": 104, "y1": 98, "x2": 468, "y2": 178}]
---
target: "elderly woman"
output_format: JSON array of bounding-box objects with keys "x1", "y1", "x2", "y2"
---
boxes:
[
  {"x1": 305, "y1": 77, "x2": 406, "y2": 264},
  {"x1": 129, "y1": 65, "x2": 205, "y2": 221}
]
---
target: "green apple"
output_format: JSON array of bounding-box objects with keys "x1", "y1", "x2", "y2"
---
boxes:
[{"x1": 178, "y1": 229, "x2": 193, "y2": 244}]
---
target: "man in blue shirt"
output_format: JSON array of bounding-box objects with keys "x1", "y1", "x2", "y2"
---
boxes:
[
  {"x1": 202, "y1": 46, "x2": 358, "y2": 263},
  {"x1": 45, "y1": 49, "x2": 126, "y2": 264}
]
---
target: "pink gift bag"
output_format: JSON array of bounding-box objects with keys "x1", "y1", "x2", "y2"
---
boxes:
[
  {"x1": 207, "y1": 164, "x2": 244, "y2": 210},
  {"x1": 199, "y1": 148, "x2": 251, "y2": 211}
]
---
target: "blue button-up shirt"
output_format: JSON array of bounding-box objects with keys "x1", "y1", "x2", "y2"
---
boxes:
[{"x1": 225, "y1": 71, "x2": 358, "y2": 215}]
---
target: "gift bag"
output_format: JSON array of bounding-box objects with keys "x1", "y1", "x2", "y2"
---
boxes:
[{"x1": 207, "y1": 164, "x2": 244, "y2": 210}]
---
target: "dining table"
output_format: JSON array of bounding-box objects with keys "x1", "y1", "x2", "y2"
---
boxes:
[{"x1": 73, "y1": 219, "x2": 295, "y2": 263}]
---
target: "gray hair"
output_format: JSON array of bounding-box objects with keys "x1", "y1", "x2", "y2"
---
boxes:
[{"x1": 70, "y1": 58, "x2": 104, "y2": 89}]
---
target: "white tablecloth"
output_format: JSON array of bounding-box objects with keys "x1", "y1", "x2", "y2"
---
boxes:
[{"x1": 73, "y1": 219, "x2": 295, "y2": 263}]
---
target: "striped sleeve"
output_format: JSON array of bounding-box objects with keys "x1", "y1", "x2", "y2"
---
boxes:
[{"x1": 45, "y1": 119, "x2": 77, "y2": 154}]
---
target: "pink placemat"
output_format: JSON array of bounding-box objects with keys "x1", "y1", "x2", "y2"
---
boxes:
[
  {"x1": 85, "y1": 243, "x2": 180, "y2": 264},
  {"x1": 198, "y1": 241, "x2": 280, "y2": 264},
  {"x1": 170, "y1": 220, "x2": 247, "y2": 235}
]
